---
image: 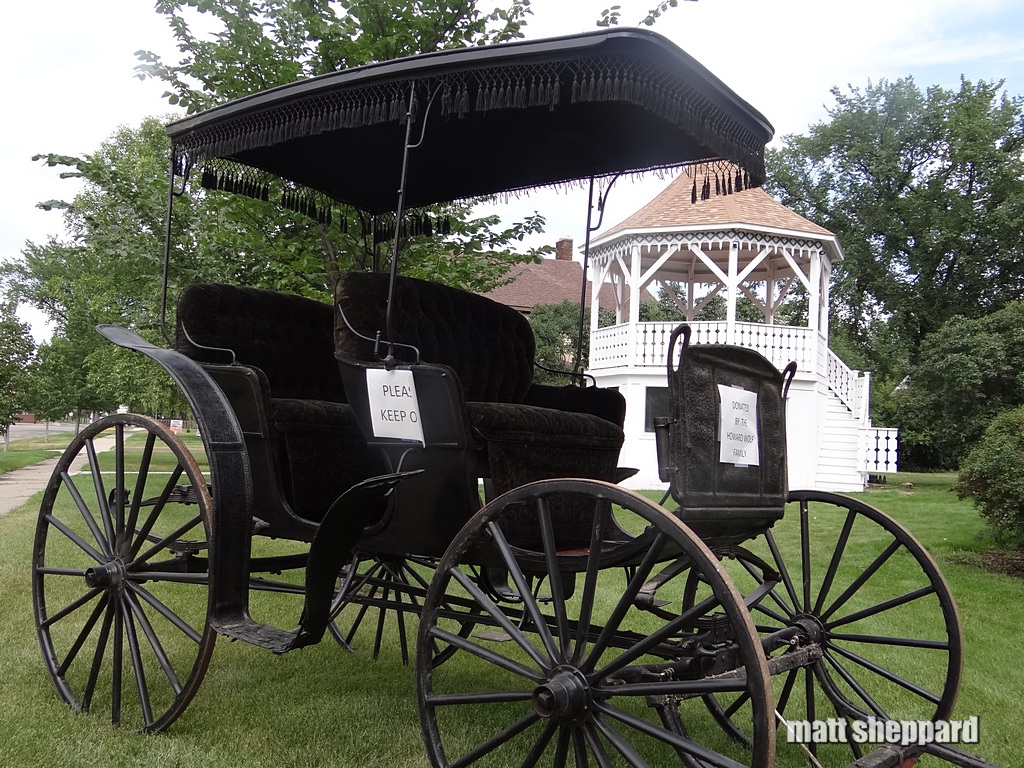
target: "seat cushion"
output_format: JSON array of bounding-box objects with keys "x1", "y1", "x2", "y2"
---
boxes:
[
  {"x1": 468, "y1": 401, "x2": 623, "y2": 549},
  {"x1": 269, "y1": 398, "x2": 384, "y2": 522}
]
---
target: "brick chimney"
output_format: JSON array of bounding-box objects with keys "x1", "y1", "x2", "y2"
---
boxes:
[{"x1": 555, "y1": 238, "x2": 574, "y2": 261}]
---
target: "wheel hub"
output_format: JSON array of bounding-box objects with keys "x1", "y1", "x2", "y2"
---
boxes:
[
  {"x1": 532, "y1": 667, "x2": 591, "y2": 725},
  {"x1": 793, "y1": 612, "x2": 826, "y2": 644},
  {"x1": 84, "y1": 559, "x2": 127, "y2": 591}
]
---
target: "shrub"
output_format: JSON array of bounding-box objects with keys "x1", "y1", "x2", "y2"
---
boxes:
[{"x1": 954, "y1": 405, "x2": 1024, "y2": 544}]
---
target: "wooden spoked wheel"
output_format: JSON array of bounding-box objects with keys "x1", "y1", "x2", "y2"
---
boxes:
[
  {"x1": 417, "y1": 479, "x2": 775, "y2": 768},
  {"x1": 33, "y1": 414, "x2": 216, "y2": 733},
  {"x1": 329, "y1": 553, "x2": 479, "y2": 668},
  {"x1": 683, "y1": 490, "x2": 963, "y2": 764}
]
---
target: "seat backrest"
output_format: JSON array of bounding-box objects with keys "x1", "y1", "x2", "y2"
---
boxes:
[
  {"x1": 176, "y1": 283, "x2": 344, "y2": 403},
  {"x1": 658, "y1": 324, "x2": 795, "y2": 545},
  {"x1": 335, "y1": 272, "x2": 535, "y2": 404}
]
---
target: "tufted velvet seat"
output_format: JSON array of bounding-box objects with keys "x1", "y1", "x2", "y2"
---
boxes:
[
  {"x1": 176, "y1": 283, "x2": 383, "y2": 523},
  {"x1": 175, "y1": 276, "x2": 625, "y2": 539},
  {"x1": 335, "y1": 272, "x2": 626, "y2": 512}
]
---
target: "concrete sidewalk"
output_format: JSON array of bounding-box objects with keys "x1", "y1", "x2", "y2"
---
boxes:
[{"x1": 0, "y1": 434, "x2": 119, "y2": 517}]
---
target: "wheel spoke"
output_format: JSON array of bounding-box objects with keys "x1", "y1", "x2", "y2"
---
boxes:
[
  {"x1": 124, "y1": 590, "x2": 183, "y2": 694},
  {"x1": 448, "y1": 566, "x2": 548, "y2": 668},
  {"x1": 112, "y1": 601, "x2": 124, "y2": 726},
  {"x1": 819, "y1": 539, "x2": 901, "y2": 622},
  {"x1": 114, "y1": 424, "x2": 126, "y2": 534},
  {"x1": 827, "y1": 631, "x2": 948, "y2": 650},
  {"x1": 584, "y1": 721, "x2": 615, "y2": 768},
  {"x1": 522, "y1": 721, "x2": 558, "y2": 768},
  {"x1": 124, "y1": 431, "x2": 157, "y2": 546},
  {"x1": 128, "y1": 582, "x2": 204, "y2": 645},
  {"x1": 572, "y1": 498, "x2": 609, "y2": 664},
  {"x1": 131, "y1": 514, "x2": 203, "y2": 567},
  {"x1": 127, "y1": 466, "x2": 185, "y2": 560},
  {"x1": 427, "y1": 625, "x2": 544, "y2": 682},
  {"x1": 592, "y1": 590, "x2": 720, "y2": 681},
  {"x1": 821, "y1": 650, "x2": 887, "y2": 717},
  {"x1": 596, "y1": 702, "x2": 750, "y2": 768},
  {"x1": 121, "y1": 598, "x2": 155, "y2": 728},
  {"x1": 764, "y1": 529, "x2": 799, "y2": 611},
  {"x1": 812, "y1": 507, "x2": 857, "y2": 615},
  {"x1": 60, "y1": 471, "x2": 110, "y2": 557},
  {"x1": 40, "y1": 586, "x2": 103, "y2": 630},
  {"x1": 445, "y1": 711, "x2": 541, "y2": 768},
  {"x1": 56, "y1": 593, "x2": 109, "y2": 676},
  {"x1": 826, "y1": 642, "x2": 941, "y2": 704},
  {"x1": 825, "y1": 585, "x2": 936, "y2": 629},
  {"x1": 86, "y1": 437, "x2": 115, "y2": 547},
  {"x1": 43, "y1": 513, "x2": 107, "y2": 565},
  {"x1": 537, "y1": 497, "x2": 571, "y2": 662},
  {"x1": 487, "y1": 520, "x2": 561, "y2": 665},
  {"x1": 583, "y1": 531, "x2": 668, "y2": 673},
  {"x1": 82, "y1": 599, "x2": 115, "y2": 712},
  {"x1": 590, "y1": 712, "x2": 651, "y2": 768}
]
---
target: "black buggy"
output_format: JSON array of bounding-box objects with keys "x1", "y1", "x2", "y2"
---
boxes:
[{"x1": 31, "y1": 28, "x2": 995, "y2": 768}]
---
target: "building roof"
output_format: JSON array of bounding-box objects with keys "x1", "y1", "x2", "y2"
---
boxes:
[
  {"x1": 482, "y1": 256, "x2": 618, "y2": 313},
  {"x1": 597, "y1": 168, "x2": 834, "y2": 242}
]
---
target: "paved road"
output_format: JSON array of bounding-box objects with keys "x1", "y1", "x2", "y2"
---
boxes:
[
  {"x1": 5, "y1": 421, "x2": 79, "y2": 443},
  {"x1": 0, "y1": 423, "x2": 117, "y2": 517}
]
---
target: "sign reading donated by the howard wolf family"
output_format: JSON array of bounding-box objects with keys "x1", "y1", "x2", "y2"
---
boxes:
[
  {"x1": 718, "y1": 384, "x2": 759, "y2": 467},
  {"x1": 367, "y1": 368, "x2": 425, "y2": 445}
]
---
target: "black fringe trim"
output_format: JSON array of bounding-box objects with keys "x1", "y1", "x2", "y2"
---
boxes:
[{"x1": 174, "y1": 51, "x2": 765, "y2": 208}]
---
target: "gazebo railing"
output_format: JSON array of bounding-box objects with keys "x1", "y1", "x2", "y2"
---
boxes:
[{"x1": 589, "y1": 321, "x2": 819, "y2": 373}]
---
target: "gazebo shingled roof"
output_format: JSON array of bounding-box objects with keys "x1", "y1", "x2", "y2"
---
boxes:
[{"x1": 596, "y1": 168, "x2": 833, "y2": 243}]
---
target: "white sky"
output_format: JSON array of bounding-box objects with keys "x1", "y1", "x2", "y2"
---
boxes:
[{"x1": 3, "y1": 0, "x2": 1024, "y2": 339}]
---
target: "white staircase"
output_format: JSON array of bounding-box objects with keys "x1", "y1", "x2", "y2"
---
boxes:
[{"x1": 815, "y1": 389, "x2": 867, "y2": 492}]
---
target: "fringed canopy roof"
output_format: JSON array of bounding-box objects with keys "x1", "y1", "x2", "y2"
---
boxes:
[{"x1": 166, "y1": 29, "x2": 773, "y2": 218}]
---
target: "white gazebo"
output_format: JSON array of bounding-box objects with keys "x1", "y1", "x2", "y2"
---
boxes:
[{"x1": 586, "y1": 168, "x2": 897, "y2": 492}]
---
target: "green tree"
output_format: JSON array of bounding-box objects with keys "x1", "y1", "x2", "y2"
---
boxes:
[
  {"x1": 954, "y1": 405, "x2": 1024, "y2": 544},
  {"x1": 767, "y1": 77, "x2": 1024, "y2": 369},
  {"x1": 0, "y1": 301, "x2": 35, "y2": 446},
  {"x1": 893, "y1": 301, "x2": 1024, "y2": 469},
  {"x1": 529, "y1": 301, "x2": 613, "y2": 383}
]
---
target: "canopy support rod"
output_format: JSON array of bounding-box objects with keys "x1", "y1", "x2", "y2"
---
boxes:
[
  {"x1": 382, "y1": 82, "x2": 442, "y2": 364},
  {"x1": 160, "y1": 152, "x2": 191, "y2": 346},
  {"x1": 574, "y1": 174, "x2": 621, "y2": 380}
]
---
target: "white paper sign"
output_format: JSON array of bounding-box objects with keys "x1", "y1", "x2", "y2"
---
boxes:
[
  {"x1": 718, "y1": 385, "x2": 759, "y2": 466},
  {"x1": 366, "y1": 368, "x2": 425, "y2": 445}
]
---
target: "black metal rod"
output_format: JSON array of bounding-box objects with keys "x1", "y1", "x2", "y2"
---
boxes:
[
  {"x1": 44, "y1": 514, "x2": 106, "y2": 566},
  {"x1": 41, "y1": 586, "x2": 103, "y2": 630},
  {"x1": 83, "y1": 599, "x2": 114, "y2": 712},
  {"x1": 820, "y1": 540, "x2": 910, "y2": 623},
  {"x1": 571, "y1": 498, "x2": 609, "y2": 665},
  {"x1": 583, "y1": 531, "x2": 667, "y2": 673},
  {"x1": 122, "y1": 600, "x2": 154, "y2": 727},
  {"x1": 125, "y1": 589, "x2": 182, "y2": 694},
  {"x1": 125, "y1": 432, "x2": 157, "y2": 550},
  {"x1": 160, "y1": 150, "x2": 176, "y2": 346},
  {"x1": 61, "y1": 471, "x2": 110, "y2": 557},
  {"x1": 128, "y1": 582, "x2": 204, "y2": 644},
  {"x1": 813, "y1": 507, "x2": 858, "y2": 615},
  {"x1": 55, "y1": 593, "x2": 108, "y2": 674},
  {"x1": 826, "y1": 642, "x2": 940, "y2": 703},
  {"x1": 128, "y1": 466, "x2": 185, "y2": 560},
  {"x1": 448, "y1": 566, "x2": 548, "y2": 668}
]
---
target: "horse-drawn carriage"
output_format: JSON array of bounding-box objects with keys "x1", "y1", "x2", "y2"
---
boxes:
[{"x1": 32, "y1": 28, "x2": 995, "y2": 767}]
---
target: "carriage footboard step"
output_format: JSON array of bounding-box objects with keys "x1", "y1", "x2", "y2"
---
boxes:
[{"x1": 213, "y1": 472, "x2": 420, "y2": 654}]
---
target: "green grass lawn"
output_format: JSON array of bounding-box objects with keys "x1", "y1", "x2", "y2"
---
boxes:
[
  {"x1": 2, "y1": 462, "x2": 1017, "y2": 767},
  {"x1": 0, "y1": 431, "x2": 77, "y2": 473}
]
